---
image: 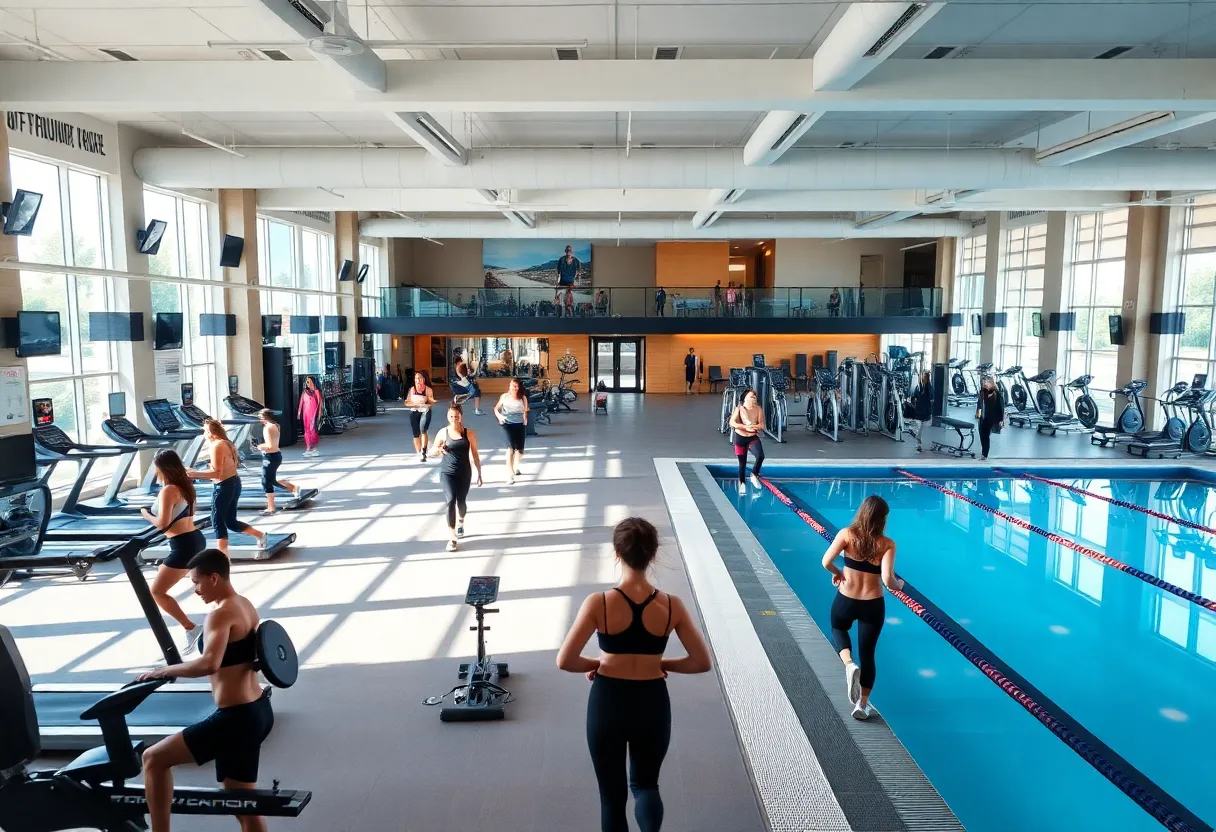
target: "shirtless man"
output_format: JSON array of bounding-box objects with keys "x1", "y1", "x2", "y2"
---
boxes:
[{"x1": 138, "y1": 549, "x2": 275, "y2": 832}]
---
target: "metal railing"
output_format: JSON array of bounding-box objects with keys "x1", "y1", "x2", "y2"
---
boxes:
[{"x1": 379, "y1": 286, "x2": 942, "y2": 319}]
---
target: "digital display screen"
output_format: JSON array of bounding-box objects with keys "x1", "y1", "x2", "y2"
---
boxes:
[
  {"x1": 1193, "y1": 374, "x2": 1208, "y2": 389},
  {"x1": 32, "y1": 397, "x2": 53, "y2": 426},
  {"x1": 18, "y1": 310, "x2": 62, "y2": 357},
  {"x1": 752, "y1": 354, "x2": 765, "y2": 368},
  {"x1": 108, "y1": 392, "x2": 126, "y2": 418},
  {"x1": 180, "y1": 383, "x2": 194, "y2": 407},
  {"x1": 3, "y1": 190, "x2": 43, "y2": 236}
]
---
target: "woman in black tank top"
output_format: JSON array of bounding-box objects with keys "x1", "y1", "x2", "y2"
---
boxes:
[
  {"x1": 430, "y1": 403, "x2": 482, "y2": 552},
  {"x1": 820, "y1": 496, "x2": 903, "y2": 720},
  {"x1": 558, "y1": 518, "x2": 712, "y2": 832}
]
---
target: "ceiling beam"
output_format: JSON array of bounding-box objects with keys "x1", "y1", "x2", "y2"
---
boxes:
[
  {"x1": 9, "y1": 60, "x2": 1216, "y2": 113},
  {"x1": 475, "y1": 188, "x2": 536, "y2": 228},
  {"x1": 253, "y1": 0, "x2": 386, "y2": 92},
  {"x1": 385, "y1": 112, "x2": 467, "y2": 165},
  {"x1": 1006, "y1": 110, "x2": 1216, "y2": 166}
]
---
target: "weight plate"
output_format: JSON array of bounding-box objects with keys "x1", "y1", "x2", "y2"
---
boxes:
[
  {"x1": 257, "y1": 620, "x2": 299, "y2": 688},
  {"x1": 1075, "y1": 396, "x2": 1099, "y2": 429},
  {"x1": 1011, "y1": 385, "x2": 1027, "y2": 411},
  {"x1": 1036, "y1": 389, "x2": 1056, "y2": 416}
]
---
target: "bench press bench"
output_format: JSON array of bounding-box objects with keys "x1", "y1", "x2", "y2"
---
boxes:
[{"x1": 931, "y1": 416, "x2": 977, "y2": 458}]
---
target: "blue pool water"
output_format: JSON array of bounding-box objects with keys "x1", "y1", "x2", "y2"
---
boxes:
[{"x1": 716, "y1": 468, "x2": 1216, "y2": 832}]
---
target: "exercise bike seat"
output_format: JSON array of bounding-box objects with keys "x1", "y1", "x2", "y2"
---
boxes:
[{"x1": 56, "y1": 739, "x2": 146, "y2": 784}]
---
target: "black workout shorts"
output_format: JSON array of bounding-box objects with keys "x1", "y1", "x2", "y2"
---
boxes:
[
  {"x1": 183, "y1": 690, "x2": 274, "y2": 783},
  {"x1": 503, "y1": 422, "x2": 526, "y2": 452},
  {"x1": 162, "y1": 529, "x2": 206, "y2": 570}
]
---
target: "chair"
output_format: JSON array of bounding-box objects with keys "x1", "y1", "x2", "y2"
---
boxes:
[{"x1": 707, "y1": 365, "x2": 726, "y2": 393}]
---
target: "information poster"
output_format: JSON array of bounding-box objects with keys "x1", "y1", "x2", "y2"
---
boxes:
[
  {"x1": 155, "y1": 351, "x2": 183, "y2": 402},
  {"x1": 0, "y1": 366, "x2": 29, "y2": 426}
]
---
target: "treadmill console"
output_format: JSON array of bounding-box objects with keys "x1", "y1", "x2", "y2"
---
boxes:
[
  {"x1": 179, "y1": 404, "x2": 210, "y2": 427},
  {"x1": 104, "y1": 417, "x2": 146, "y2": 443},
  {"x1": 464, "y1": 576, "x2": 500, "y2": 607},
  {"x1": 224, "y1": 393, "x2": 262, "y2": 416},
  {"x1": 33, "y1": 424, "x2": 76, "y2": 455},
  {"x1": 144, "y1": 399, "x2": 186, "y2": 434},
  {"x1": 1193, "y1": 374, "x2": 1208, "y2": 389}
]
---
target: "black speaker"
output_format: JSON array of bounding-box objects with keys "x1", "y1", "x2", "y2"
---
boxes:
[
  {"x1": 984, "y1": 312, "x2": 1007, "y2": 328},
  {"x1": 262, "y1": 346, "x2": 298, "y2": 446},
  {"x1": 931, "y1": 362, "x2": 948, "y2": 423},
  {"x1": 1049, "y1": 312, "x2": 1075, "y2": 332},
  {"x1": 338, "y1": 259, "x2": 353, "y2": 282},
  {"x1": 970, "y1": 314, "x2": 983, "y2": 336},
  {"x1": 826, "y1": 350, "x2": 838, "y2": 373},
  {"x1": 1150, "y1": 312, "x2": 1184, "y2": 335},
  {"x1": 351, "y1": 357, "x2": 377, "y2": 417},
  {"x1": 811, "y1": 354, "x2": 824, "y2": 370},
  {"x1": 1109, "y1": 314, "x2": 1125, "y2": 346},
  {"x1": 324, "y1": 341, "x2": 346, "y2": 374}
]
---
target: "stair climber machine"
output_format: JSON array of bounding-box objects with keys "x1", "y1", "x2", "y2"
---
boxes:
[
  {"x1": 996, "y1": 365, "x2": 1022, "y2": 409},
  {"x1": 863, "y1": 359, "x2": 904, "y2": 441},
  {"x1": 1090, "y1": 380, "x2": 1148, "y2": 446},
  {"x1": 1037, "y1": 375, "x2": 1100, "y2": 436},
  {"x1": 804, "y1": 368, "x2": 843, "y2": 442},
  {"x1": 173, "y1": 385, "x2": 317, "y2": 511},
  {"x1": 746, "y1": 365, "x2": 788, "y2": 443},
  {"x1": 948, "y1": 358, "x2": 979, "y2": 407},
  {"x1": 141, "y1": 397, "x2": 296, "y2": 561},
  {"x1": 424, "y1": 576, "x2": 512, "y2": 722},
  {"x1": 1128, "y1": 376, "x2": 1215, "y2": 458},
  {"x1": 1007, "y1": 370, "x2": 1078, "y2": 432},
  {"x1": 839, "y1": 357, "x2": 870, "y2": 436}
]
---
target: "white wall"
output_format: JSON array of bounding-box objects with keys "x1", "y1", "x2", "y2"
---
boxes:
[{"x1": 773, "y1": 238, "x2": 909, "y2": 288}]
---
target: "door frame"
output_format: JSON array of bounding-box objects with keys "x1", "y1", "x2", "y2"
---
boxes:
[{"x1": 592, "y1": 337, "x2": 645, "y2": 392}]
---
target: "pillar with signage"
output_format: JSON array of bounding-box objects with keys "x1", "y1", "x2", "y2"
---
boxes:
[
  {"x1": 219, "y1": 189, "x2": 265, "y2": 403},
  {"x1": 334, "y1": 211, "x2": 363, "y2": 365},
  {"x1": 0, "y1": 117, "x2": 32, "y2": 443}
]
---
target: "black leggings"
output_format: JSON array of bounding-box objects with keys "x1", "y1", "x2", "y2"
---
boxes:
[
  {"x1": 734, "y1": 437, "x2": 765, "y2": 483},
  {"x1": 586, "y1": 675, "x2": 671, "y2": 832},
  {"x1": 409, "y1": 408, "x2": 432, "y2": 439},
  {"x1": 441, "y1": 470, "x2": 471, "y2": 528},
  {"x1": 829, "y1": 593, "x2": 885, "y2": 689},
  {"x1": 979, "y1": 421, "x2": 994, "y2": 457},
  {"x1": 211, "y1": 476, "x2": 252, "y2": 541},
  {"x1": 261, "y1": 452, "x2": 284, "y2": 494}
]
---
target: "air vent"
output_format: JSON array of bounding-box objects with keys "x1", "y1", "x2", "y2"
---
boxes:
[
  {"x1": 100, "y1": 49, "x2": 137, "y2": 61},
  {"x1": 413, "y1": 117, "x2": 464, "y2": 156},
  {"x1": 653, "y1": 46, "x2": 682, "y2": 60},
  {"x1": 288, "y1": 0, "x2": 325, "y2": 31},
  {"x1": 555, "y1": 47, "x2": 581, "y2": 61},
  {"x1": 262, "y1": 49, "x2": 292, "y2": 61},
  {"x1": 292, "y1": 210, "x2": 332, "y2": 223},
  {"x1": 924, "y1": 46, "x2": 956, "y2": 60},
  {"x1": 863, "y1": 3, "x2": 926, "y2": 57},
  {"x1": 1095, "y1": 45, "x2": 1133, "y2": 59},
  {"x1": 770, "y1": 113, "x2": 810, "y2": 151}
]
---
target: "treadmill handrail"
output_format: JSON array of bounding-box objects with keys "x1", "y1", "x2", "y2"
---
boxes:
[{"x1": 33, "y1": 441, "x2": 128, "y2": 460}]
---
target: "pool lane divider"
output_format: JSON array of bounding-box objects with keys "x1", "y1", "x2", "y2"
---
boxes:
[
  {"x1": 759, "y1": 476, "x2": 1212, "y2": 832},
  {"x1": 894, "y1": 469, "x2": 1216, "y2": 615},
  {"x1": 1001, "y1": 471, "x2": 1216, "y2": 537}
]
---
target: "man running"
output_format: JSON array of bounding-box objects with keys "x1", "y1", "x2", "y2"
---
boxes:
[{"x1": 138, "y1": 549, "x2": 275, "y2": 832}]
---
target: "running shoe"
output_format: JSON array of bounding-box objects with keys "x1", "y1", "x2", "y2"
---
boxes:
[
  {"x1": 257, "y1": 534, "x2": 270, "y2": 551},
  {"x1": 183, "y1": 627, "x2": 203, "y2": 656},
  {"x1": 260, "y1": 509, "x2": 278, "y2": 517},
  {"x1": 456, "y1": 524, "x2": 465, "y2": 538},
  {"x1": 475, "y1": 409, "x2": 484, "y2": 416},
  {"x1": 844, "y1": 662, "x2": 861, "y2": 704},
  {"x1": 513, "y1": 468, "x2": 521, "y2": 476},
  {"x1": 446, "y1": 539, "x2": 458, "y2": 552},
  {"x1": 738, "y1": 482, "x2": 747, "y2": 495},
  {"x1": 750, "y1": 474, "x2": 762, "y2": 488},
  {"x1": 851, "y1": 702, "x2": 872, "y2": 721},
  {"x1": 509, "y1": 475, "x2": 516, "y2": 485}
]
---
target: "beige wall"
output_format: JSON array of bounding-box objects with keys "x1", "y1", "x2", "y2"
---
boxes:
[
  {"x1": 591, "y1": 244, "x2": 655, "y2": 316},
  {"x1": 773, "y1": 239, "x2": 909, "y2": 288}
]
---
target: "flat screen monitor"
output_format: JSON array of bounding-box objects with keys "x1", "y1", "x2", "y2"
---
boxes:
[
  {"x1": 970, "y1": 313, "x2": 983, "y2": 337},
  {"x1": 261, "y1": 315, "x2": 282, "y2": 341},
  {"x1": 180, "y1": 383, "x2": 194, "y2": 407},
  {"x1": 338, "y1": 259, "x2": 353, "y2": 282},
  {"x1": 1193, "y1": 374, "x2": 1208, "y2": 389},
  {"x1": 17, "y1": 310, "x2": 61, "y2": 357},
  {"x1": 32, "y1": 397, "x2": 53, "y2": 426},
  {"x1": 108, "y1": 392, "x2": 126, "y2": 418},
  {"x1": 229, "y1": 375, "x2": 239, "y2": 394},
  {"x1": 752, "y1": 353, "x2": 765, "y2": 368},
  {"x1": 2, "y1": 189, "x2": 43, "y2": 236},
  {"x1": 1031, "y1": 312, "x2": 1044, "y2": 338},
  {"x1": 357, "y1": 263, "x2": 369, "y2": 283},
  {"x1": 0, "y1": 433, "x2": 36, "y2": 486},
  {"x1": 1109, "y1": 314, "x2": 1125, "y2": 346},
  {"x1": 153, "y1": 312, "x2": 184, "y2": 350},
  {"x1": 219, "y1": 234, "x2": 244, "y2": 268},
  {"x1": 138, "y1": 219, "x2": 168, "y2": 255}
]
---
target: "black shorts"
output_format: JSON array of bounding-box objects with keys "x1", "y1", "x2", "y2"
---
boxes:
[
  {"x1": 409, "y1": 408, "x2": 432, "y2": 438},
  {"x1": 183, "y1": 690, "x2": 274, "y2": 783},
  {"x1": 503, "y1": 422, "x2": 526, "y2": 452},
  {"x1": 163, "y1": 529, "x2": 206, "y2": 569}
]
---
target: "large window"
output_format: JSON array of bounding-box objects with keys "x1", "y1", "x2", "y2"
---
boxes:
[
  {"x1": 1163, "y1": 195, "x2": 1216, "y2": 387},
  {"x1": 10, "y1": 152, "x2": 118, "y2": 461},
  {"x1": 951, "y1": 233, "x2": 986, "y2": 365},
  {"x1": 144, "y1": 189, "x2": 224, "y2": 415},
  {"x1": 359, "y1": 242, "x2": 385, "y2": 370},
  {"x1": 996, "y1": 222, "x2": 1046, "y2": 376},
  {"x1": 1063, "y1": 210, "x2": 1127, "y2": 421},
  {"x1": 257, "y1": 217, "x2": 336, "y2": 376}
]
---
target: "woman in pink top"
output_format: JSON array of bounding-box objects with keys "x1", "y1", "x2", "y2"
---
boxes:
[{"x1": 297, "y1": 375, "x2": 323, "y2": 457}]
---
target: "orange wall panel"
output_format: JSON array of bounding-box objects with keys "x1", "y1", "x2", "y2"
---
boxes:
[
  {"x1": 656, "y1": 242, "x2": 729, "y2": 289},
  {"x1": 644, "y1": 334, "x2": 880, "y2": 394}
]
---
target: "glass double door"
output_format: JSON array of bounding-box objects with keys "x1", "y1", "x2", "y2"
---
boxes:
[{"x1": 593, "y1": 338, "x2": 644, "y2": 392}]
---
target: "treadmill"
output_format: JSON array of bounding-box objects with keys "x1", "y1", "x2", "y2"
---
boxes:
[
  {"x1": 140, "y1": 397, "x2": 297, "y2": 561},
  {"x1": 1127, "y1": 377, "x2": 1214, "y2": 458},
  {"x1": 32, "y1": 521, "x2": 264, "y2": 752}
]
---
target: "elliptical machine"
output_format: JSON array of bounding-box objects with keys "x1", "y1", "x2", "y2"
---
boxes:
[
  {"x1": 948, "y1": 358, "x2": 979, "y2": 407},
  {"x1": 863, "y1": 359, "x2": 904, "y2": 441},
  {"x1": 805, "y1": 368, "x2": 843, "y2": 442},
  {"x1": 1091, "y1": 380, "x2": 1148, "y2": 446},
  {"x1": 1036, "y1": 374, "x2": 1098, "y2": 435},
  {"x1": 838, "y1": 357, "x2": 869, "y2": 435},
  {"x1": 995, "y1": 366, "x2": 1022, "y2": 409}
]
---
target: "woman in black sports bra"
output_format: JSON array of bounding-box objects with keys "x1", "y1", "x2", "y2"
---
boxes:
[
  {"x1": 821, "y1": 495, "x2": 904, "y2": 720},
  {"x1": 558, "y1": 517, "x2": 712, "y2": 832}
]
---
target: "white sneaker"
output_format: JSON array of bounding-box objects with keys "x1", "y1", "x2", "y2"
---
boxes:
[
  {"x1": 475, "y1": 409, "x2": 484, "y2": 416},
  {"x1": 738, "y1": 482, "x2": 747, "y2": 495},
  {"x1": 446, "y1": 539, "x2": 458, "y2": 552},
  {"x1": 183, "y1": 627, "x2": 203, "y2": 656},
  {"x1": 844, "y1": 662, "x2": 861, "y2": 705},
  {"x1": 852, "y1": 702, "x2": 872, "y2": 721},
  {"x1": 750, "y1": 474, "x2": 762, "y2": 488},
  {"x1": 456, "y1": 523, "x2": 465, "y2": 538},
  {"x1": 509, "y1": 475, "x2": 516, "y2": 485}
]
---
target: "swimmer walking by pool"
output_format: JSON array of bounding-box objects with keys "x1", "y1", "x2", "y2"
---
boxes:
[
  {"x1": 406, "y1": 371, "x2": 437, "y2": 462},
  {"x1": 494, "y1": 377, "x2": 530, "y2": 484},
  {"x1": 728, "y1": 388, "x2": 765, "y2": 495},
  {"x1": 821, "y1": 495, "x2": 903, "y2": 720}
]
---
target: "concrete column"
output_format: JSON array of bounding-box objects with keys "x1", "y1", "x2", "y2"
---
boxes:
[
  {"x1": 108, "y1": 126, "x2": 157, "y2": 453},
  {"x1": 0, "y1": 117, "x2": 30, "y2": 440},
  {"x1": 933, "y1": 235, "x2": 956, "y2": 366},
  {"x1": 1038, "y1": 212, "x2": 1069, "y2": 374},
  {"x1": 979, "y1": 212, "x2": 1004, "y2": 364},
  {"x1": 1121, "y1": 200, "x2": 1168, "y2": 422},
  {"x1": 219, "y1": 189, "x2": 264, "y2": 402},
  {"x1": 334, "y1": 211, "x2": 363, "y2": 363}
]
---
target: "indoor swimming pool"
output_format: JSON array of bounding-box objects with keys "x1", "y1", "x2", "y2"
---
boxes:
[{"x1": 714, "y1": 465, "x2": 1216, "y2": 832}]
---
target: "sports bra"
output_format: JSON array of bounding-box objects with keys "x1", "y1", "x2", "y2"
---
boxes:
[
  {"x1": 220, "y1": 630, "x2": 257, "y2": 668},
  {"x1": 843, "y1": 555, "x2": 882, "y2": 574},
  {"x1": 597, "y1": 588, "x2": 671, "y2": 656}
]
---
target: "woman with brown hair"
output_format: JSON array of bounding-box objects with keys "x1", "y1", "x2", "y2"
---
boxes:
[
  {"x1": 493, "y1": 377, "x2": 529, "y2": 484},
  {"x1": 188, "y1": 418, "x2": 268, "y2": 556},
  {"x1": 558, "y1": 517, "x2": 712, "y2": 832},
  {"x1": 141, "y1": 449, "x2": 208, "y2": 653},
  {"x1": 820, "y1": 495, "x2": 903, "y2": 720}
]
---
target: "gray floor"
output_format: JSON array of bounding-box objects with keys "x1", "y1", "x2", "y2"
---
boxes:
[{"x1": 11, "y1": 393, "x2": 1159, "y2": 832}]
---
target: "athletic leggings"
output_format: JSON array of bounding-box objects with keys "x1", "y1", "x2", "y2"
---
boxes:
[
  {"x1": 211, "y1": 476, "x2": 253, "y2": 541},
  {"x1": 440, "y1": 471, "x2": 471, "y2": 528},
  {"x1": 409, "y1": 409, "x2": 432, "y2": 439},
  {"x1": 829, "y1": 593, "x2": 885, "y2": 689},
  {"x1": 261, "y1": 452, "x2": 284, "y2": 494},
  {"x1": 733, "y1": 435, "x2": 765, "y2": 483},
  {"x1": 586, "y1": 675, "x2": 671, "y2": 832}
]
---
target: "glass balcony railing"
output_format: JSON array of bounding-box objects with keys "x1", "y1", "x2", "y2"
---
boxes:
[{"x1": 379, "y1": 286, "x2": 942, "y2": 319}]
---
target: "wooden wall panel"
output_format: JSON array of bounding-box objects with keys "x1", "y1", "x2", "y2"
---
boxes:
[
  {"x1": 644, "y1": 334, "x2": 880, "y2": 394},
  {"x1": 656, "y1": 242, "x2": 729, "y2": 288}
]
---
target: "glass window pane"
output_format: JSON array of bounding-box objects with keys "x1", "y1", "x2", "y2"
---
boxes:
[
  {"x1": 145, "y1": 190, "x2": 180, "y2": 277},
  {"x1": 1094, "y1": 260, "x2": 1125, "y2": 305},
  {"x1": 301, "y1": 229, "x2": 319, "y2": 290},
  {"x1": 11, "y1": 155, "x2": 65, "y2": 266},
  {"x1": 82, "y1": 375, "x2": 116, "y2": 446},
  {"x1": 269, "y1": 222, "x2": 293, "y2": 287},
  {"x1": 182, "y1": 200, "x2": 205, "y2": 279},
  {"x1": 68, "y1": 170, "x2": 104, "y2": 268},
  {"x1": 1184, "y1": 252, "x2": 1216, "y2": 305},
  {"x1": 30, "y1": 378, "x2": 78, "y2": 442},
  {"x1": 1188, "y1": 223, "x2": 1216, "y2": 249},
  {"x1": 1180, "y1": 306, "x2": 1214, "y2": 360},
  {"x1": 76, "y1": 275, "x2": 114, "y2": 373}
]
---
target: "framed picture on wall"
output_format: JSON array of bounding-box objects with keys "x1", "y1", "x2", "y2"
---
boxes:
[{"x1": 482, "y1": 240, "x2": 592, "y2": 290}]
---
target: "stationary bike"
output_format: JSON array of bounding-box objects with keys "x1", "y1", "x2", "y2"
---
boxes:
[
  {"x1": 424, "y1": 576, "x2": 513, "y2": 722},
  {"x1": 805, "y1": 368, "x2": 842, "y2": 442}
]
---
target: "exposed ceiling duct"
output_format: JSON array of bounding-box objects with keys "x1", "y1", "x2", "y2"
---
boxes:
[
  {"x1": 133, "y1": 147, "x2": 1216, "y2": 193},
  {"x1": 743, "y1": 111, "x2": 824, "y2": 167},
  {"x1": 386, "y1": 112, "x2": 467, "y2": 166},
  {"x1": 252, "y1": 0, "x2": 386, "y2": 91},
  {"x1": 359, "y1": 217, "x2": 973, "y2": 239},
  {"x1": 813, "y1": 2, "x2": 944, "y2": 91},
  {"x1": 691, "y1": 188, "x2": 746, "y2": 229},
  {"x1": 1035, "y1": 111, "x2": 1216, "y2": 166}
]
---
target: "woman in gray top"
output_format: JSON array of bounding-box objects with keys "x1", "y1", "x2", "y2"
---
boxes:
[{"x1": 494, "y1": 377, "x2": 530, "y2": 485}]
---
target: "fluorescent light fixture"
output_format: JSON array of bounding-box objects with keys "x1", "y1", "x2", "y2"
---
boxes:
[
  {"x1": 181, "y1": 128, "x2": 246, "y2": 158},
  {"x1": 423, "y1": 237, "x2": 444, "y2": 246},
  {"x1": 900, "y1": 240, "x2": 938, "y2": 251},
  {"x1": 208, "y1": 39, "x2": 588, "y2": 51},
  {"x1": 854, "y1": 210, "x2": 918, "y2": 229},
  {"x1": 1036, "y1": 111, "x2": 1216, "y2": 166},
  {"x1": 728, "y1": 263, "x2": 746, "y2": 272}
]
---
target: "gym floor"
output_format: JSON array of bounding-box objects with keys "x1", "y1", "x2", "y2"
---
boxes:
[{"x1": 10, "y1": 392, "x2": 1183, "y2": 831}]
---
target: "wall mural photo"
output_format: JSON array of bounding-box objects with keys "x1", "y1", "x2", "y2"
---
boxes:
[{"x1": 482, "y1": 240, "x2": 592, "y2": 290}]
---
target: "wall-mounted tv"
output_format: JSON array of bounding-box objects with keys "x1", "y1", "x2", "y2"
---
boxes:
[
  {"x1": 2, "y1": 189, "x2": 43, "y2": 236},
  {"x1": 1031, "y1": 312, "x2": 1044, "y2": 338},
  {"x1": 970, "y1": 313, "x2": 982, "y2": 337},
  {"x1": 219, "y1": 234, "x2": 245, "y2": 268},
  {"x1": 1109, "y1": 314, "x2": 1125, "y2": 346},
  {"x1": 261, "y1": 315, "x2": 282, "y2": 341},
  {"x1": 17, "y1": 310, "x2": 61, "y2": 357},
  {"x1": 153, "y1": 312, "x2": 184, "y2": 350},
  {"x1": 137, "y1": 219, "x2": 168, "y2": 255}
]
